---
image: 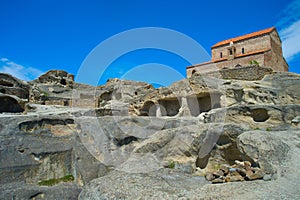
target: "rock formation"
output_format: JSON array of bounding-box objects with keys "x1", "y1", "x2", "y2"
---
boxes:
[
  {"x1": 0, "y1": 66, "x2": 300, "y2": 199},
  {"x1": 0, "y1": 73, "x2": 30, "y2": 113}
]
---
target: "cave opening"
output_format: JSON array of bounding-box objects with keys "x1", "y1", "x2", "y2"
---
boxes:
[
  {"x1": 158, "y1": 98, "x2": 181, "y2": 116},
  {"x1": 0, "y1": 96, "x2": 24, "y2": 113},
  {"x1": 187, "y1": 93, "x2": 222, "y2": 117}
]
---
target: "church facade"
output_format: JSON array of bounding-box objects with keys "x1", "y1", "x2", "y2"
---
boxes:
[{"x1": 187, "y1": 27, "x2": 289, "y2": 77}]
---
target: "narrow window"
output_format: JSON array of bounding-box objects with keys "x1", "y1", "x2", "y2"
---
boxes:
[
  {"x1": 220, "y1": 52, "x2": 223, "y2": 58},
  {"x1": 229, "y1": 49, "x2": 233, "y2": 55},
  {"x1": 242, "y1": 48, "x2": 245, "y2": 54}
]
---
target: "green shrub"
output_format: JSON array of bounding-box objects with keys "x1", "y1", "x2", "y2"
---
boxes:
[
  {"x1": 249, "y1": 60, "x2": 260, "y2": 66},
  {"x1": 41, "y1": 91, "x2": 49, "y2": 96},
  {"x1": 168, "y1": 161, "x2": 175, "y2": 169},
  {"x1": 38, "y1": 174, "x2": 74, "y2": 186}
]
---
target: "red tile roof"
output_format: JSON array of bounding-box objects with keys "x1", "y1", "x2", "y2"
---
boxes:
[
  {"x1": 211, "y1": 27, "x2": 276, "y2": 48},
  {"x1": 186, "y1": 61, "x2": 213, "y2": 69}
]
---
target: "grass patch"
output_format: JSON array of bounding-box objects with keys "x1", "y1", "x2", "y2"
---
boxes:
[
  {"x1": 41, "y1": 91, "x2": 49, "y2": 96},
  {"x1": 213, "y1": 164, "x2": 221, "y2": 171},
  {"x1": 38, "y1": 174, "x2": 74, "y2": 186},
  {"x1": 167, "y1": 160, "x2": 175, "y2": 169},
  {"x1": 266, "y1": 127, "x2": 272, "y2": 131}
]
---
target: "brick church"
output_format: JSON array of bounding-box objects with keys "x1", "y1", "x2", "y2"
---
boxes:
[{"x1": 187, "y1": 27, "x2": 289, "y2": 77}]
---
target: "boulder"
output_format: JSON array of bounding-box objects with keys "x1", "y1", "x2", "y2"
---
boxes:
[{"x1": 237, "y1": 130, "x2": 290, "y2": 174}]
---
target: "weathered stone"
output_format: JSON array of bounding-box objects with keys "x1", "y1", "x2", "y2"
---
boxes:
[
  {"x1": 213, "y1": 170, "x2": 224, "y2": 177},
  {"x1": 205, "y1": 172, "x2": 215, "y2": 181},
  {"x1": 0, "y1": 94, "x2": 26, "y2": 113},
  {"x1": 0, "y1": 69, "x2": 300, "y2": 199},
  {"x1": 225, "y1": 171, "x2": 244, "y2": 182},
  {"x1": 212, "y1": 178, "x2": 225, "y2": 183},
  {"x1": 220, "y1": 164, "x2": 230, "y2": 175},
  {"x1": 263, "y1": 173, "x2": 272, "y2": 181},
  {"x1": 79, "y1": 169, "x2": 208, "y2": 200},
  {"x1": 247, "y1": 168, "x2": 265, "y2": 180},
  {"x1": 0, "y1": 73, "x2": 30, "y2": 99},
  {"x1": 237, "y1": 131, "x2": 290, "y2": 174},
  {"x1": 34, "y1": 70, "x2": 74, "y2": 87}
]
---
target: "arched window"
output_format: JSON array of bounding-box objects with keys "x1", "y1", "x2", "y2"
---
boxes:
[{"x1": 242, "y1": 48, "x2": 245, "y2": 54}]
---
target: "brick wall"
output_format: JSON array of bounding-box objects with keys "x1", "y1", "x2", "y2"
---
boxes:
[{"x1": 212, "y1": 34, "x2": 271, "y2": 61}]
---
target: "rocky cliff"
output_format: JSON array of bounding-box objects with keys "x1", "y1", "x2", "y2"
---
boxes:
[{"x1": 0, "y1": 66, "x2": 299, "y2": 199}]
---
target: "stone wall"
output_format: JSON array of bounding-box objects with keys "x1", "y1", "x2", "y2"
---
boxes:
[
  {"x1": 187, "y1": 53, "x2": 266, "y2": 77},
  {"x1": 195, "y1": 65, "x2": 274, "y2": 81},
  {"x1": 215, "y1": 52, "x2": 266, "y2": 69}
]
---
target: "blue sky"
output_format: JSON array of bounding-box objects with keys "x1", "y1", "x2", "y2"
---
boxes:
[{"x1": 0, "y1": 0, "x2": 299, "y2": 86}]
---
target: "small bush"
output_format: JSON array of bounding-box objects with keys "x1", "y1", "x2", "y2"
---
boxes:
[
  {"x1": 168, "y1": 161, "x2": 175, "y2": 169},
  {"x1": 41, "y1": 91, "x2": 49, "y2": 96},
  {"x1": 266, "y1": 127, "x2": 272, "y2": 131},
  {"x1": 38, "y1": 174, "x2": 74, "y2": 186},
  {"x1": 249, "y1": 60, "x2": 260, "y2": 66}
]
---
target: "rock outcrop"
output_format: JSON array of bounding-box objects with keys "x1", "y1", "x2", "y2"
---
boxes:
[
  {"x1": 0, "y1": 67, "x2": 300, "y2": 199},
  {"x1": 0, "y1": 73, "x2": 30, "y2": 113}
]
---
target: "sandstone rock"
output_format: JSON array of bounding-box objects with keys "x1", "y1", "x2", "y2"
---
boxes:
[
  {"x1": 246, "y1": 168, "x2": 265, "y2": 180},
  {"x1": 205, "y1": 172, "x2": 215, "y2": 181},
  {"x1": 0, "y1": 94, "x2": 26, "y2": 113},
  {"x1": 0, "y1": 70, "x2": 300, "y2": 199},
  {"x1": 220, "y1": 164, "x2": 230, "y2": 175},
  {"x1": 291, "y1": 116, "x2": 300, "y2": 126},
  {"x1": 0, "y1": 73, "x2": 30, "y2": 99},
  {"x1": 225, "y1": 171, "x2": 244, "y2": 182},
  {"x1": 34, "y1": 70, "x2": 74, "y2": 87},
  {"x1": 212, "y1": 178, "x2": 225, "y2": 183},
  {"x1": 79, "y1": 169, "x2": 208, "y2": 200},
  {"x1": 237, "y1": 131, "x2": 290, "y2": 174},
  {"x1": 0, "y1": 182, "x2": 81, "y2": 200},
  {"x1": 0, "y1": 112, "x2": 109, "y2": 196}
]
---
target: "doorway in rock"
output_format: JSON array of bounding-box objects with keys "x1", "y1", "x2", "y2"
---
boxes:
[
  {"x1": 158, "y1": 98, "x2": 181, "y2": 116},
  {"x1": 187, "y1": 93, "x2": 222, "y2": 117}
]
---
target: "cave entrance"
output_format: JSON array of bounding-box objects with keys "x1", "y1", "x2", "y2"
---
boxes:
[
  {"x1": 141, "y1": 101, "x2": 157, "y2": 116},
  {"x1": 251, "y1": 108, "x2": 269, "y2": 122},
  {"x1": 60, "y1": 79, "x2": 66, "y2": 85},
  {"x1": 158, "y1": 98, "x2": 181, "y2": 116},
  {"x1": 0, "y1": 80, "x2": 13, "y2": 87},
  {"x1": 187, "y1": 93, "x2": 222, "y2": 117},
  {"x1": 0, "y1": 96, "x2": 24, "y2": 113}
]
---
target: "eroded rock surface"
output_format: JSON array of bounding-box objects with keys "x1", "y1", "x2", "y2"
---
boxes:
[{"x1": 0, "y1": 70, "x2": 299, "y2": 199}]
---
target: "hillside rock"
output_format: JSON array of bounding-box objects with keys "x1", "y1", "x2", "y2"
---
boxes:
[
  {"x1": 0, "y1": 94, "x2": 26, "y2": 113},
  {"x1": 0, "y1": 69, "x2": 300, "y2": 199},
  {"x1": 0, "y1": 73, "x2": 30, "y2": 99},
  {"x1": 33, "y1": 70, "x2": 74, "y2": 87},
  {"x1": 237, "y1": 130, "x2": 290, "y2": 174},
  {"x1": 79, "y1": 130, "x2": 300, "y2": 199}
]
